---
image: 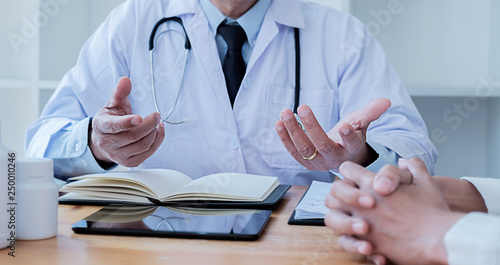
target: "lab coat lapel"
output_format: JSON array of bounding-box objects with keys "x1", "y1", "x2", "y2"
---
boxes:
[
  {"x1": 164, "y1": 0, "x2": 198, "y2": 17},
  {"x1": 165, "y1": 0, "x2": 226, "y2": 97},
  {"x1": 246, "y1": 0, "x2": 305, "y2": 73},
  {"x1": 186, "y1": 11, "x2": 233, "y2": 112}
]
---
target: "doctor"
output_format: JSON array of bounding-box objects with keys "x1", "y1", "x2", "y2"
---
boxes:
[{"x1": 25, "y1": 0, "x2": 437, "y2": 184}]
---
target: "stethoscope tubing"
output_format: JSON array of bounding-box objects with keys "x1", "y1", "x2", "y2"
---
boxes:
[{"x1": 149, "y1": 16, "x2": 300, "y2": 125}]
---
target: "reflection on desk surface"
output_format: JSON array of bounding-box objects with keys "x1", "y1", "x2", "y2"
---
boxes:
[{"x1": 82, "y1": 205, "x2": 267, "y2": 234}]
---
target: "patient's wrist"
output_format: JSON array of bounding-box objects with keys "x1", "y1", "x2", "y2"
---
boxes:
[
  {"x1": 423, "y1": 211, "x2": 465, "y2": 265},
  {"x1": 435, "y1": 176, "x2": 487, "y2": 213}
]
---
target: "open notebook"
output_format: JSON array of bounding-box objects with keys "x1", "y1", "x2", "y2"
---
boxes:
[{"x1": 59, "y1": 169, "x2": 290, "y2": 208}]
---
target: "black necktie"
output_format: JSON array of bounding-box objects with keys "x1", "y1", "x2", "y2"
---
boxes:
[{"x1": 217, "y1": 23, "x2": 247, "y2": 107}]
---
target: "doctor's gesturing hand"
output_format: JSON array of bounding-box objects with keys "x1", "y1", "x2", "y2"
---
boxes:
[
  {"x1": 275, "y1": 98, "x2": 391, "y2": 172},
  {"x1": 89, "y1": 77, "x2": 165, "y2": 167}
]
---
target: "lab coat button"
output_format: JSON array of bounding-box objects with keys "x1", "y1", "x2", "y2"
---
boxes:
[
  {"x1": 75, "y1": 143, "x2": 80, "y2": 152},
  {"x1": 81, "y1": 159, "x2": 88, "y2": 167},
  {"x1": 230, "y1": 137, "x2": 240, "y2": 150}
]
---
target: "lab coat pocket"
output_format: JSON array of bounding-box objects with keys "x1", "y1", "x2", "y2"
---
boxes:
[{"x1": 260, "y1": 86, "x2": 335, "y2": 170}]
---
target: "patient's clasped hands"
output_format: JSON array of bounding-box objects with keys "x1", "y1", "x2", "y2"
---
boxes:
[{"x1": 324, "y1": 158, "x2": 465, "y2": 265}]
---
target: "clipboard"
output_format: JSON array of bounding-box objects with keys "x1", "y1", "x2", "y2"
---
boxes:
[{"x1": 287, "y1": 184, "x2": 325, "y2": 226}]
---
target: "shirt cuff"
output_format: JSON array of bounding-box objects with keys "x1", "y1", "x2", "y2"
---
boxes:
[
  {"x1": 444, "y1": 212, "x2": 500, "y2": 265},
  {"x1": 330, "y1": 140, "x2": 399, "y2": 179},
  {"x1": 461, "y1": 177, "x2": 500, "y2": 215},
  {"x1": 50, "y1": 117, "x2": 116, "y2": 179},
  {"x1": 364, "y1": 140, "x2": 399, "y2": 173}
]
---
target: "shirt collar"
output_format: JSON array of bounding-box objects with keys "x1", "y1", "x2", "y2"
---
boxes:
[{"x1": 199, "y1": 0, "x2": 272, "y2": 48}]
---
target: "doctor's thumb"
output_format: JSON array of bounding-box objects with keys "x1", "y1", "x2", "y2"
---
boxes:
[{"x1": 111, "y1": 76, "x2": 133, "y2": 103}]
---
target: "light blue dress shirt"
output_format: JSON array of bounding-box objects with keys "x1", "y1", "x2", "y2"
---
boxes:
[
  {"x1": 199, "y1": 0, "x2": 272, "y2": 65},
  {"x1": 25, "y1": 0, "x2": 437, "y2": 184}
]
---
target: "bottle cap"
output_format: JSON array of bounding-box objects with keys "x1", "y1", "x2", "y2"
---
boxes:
[{"x1": 17, "y1": 158, "x2": 54, "y2": 180}]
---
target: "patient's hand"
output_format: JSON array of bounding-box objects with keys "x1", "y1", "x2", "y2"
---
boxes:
[{"x1": 325, "y1": 159, "x2": 464, "y2": 265}]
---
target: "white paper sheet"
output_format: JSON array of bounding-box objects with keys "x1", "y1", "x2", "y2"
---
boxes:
[{"x1": 294, "y1": 181, "x2": 331, "y2": 219}]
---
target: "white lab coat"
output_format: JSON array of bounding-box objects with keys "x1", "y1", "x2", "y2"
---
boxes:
[{"x1": 25, "y1": 0, "x2": 437, "y2": 184}]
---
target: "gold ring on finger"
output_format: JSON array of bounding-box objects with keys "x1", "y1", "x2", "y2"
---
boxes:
[{"x1": 302, "y1": 149, "x2": 318, "y2": 161}]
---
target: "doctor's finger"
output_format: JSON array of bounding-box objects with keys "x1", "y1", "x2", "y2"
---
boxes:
[
  {"x1": 275, "y1": 120, "x2": 307, "y2": 164},
  {"x1": 107, "y1": 77, "x2": 133, "y2": 108},
  {"x1": 111, "y1": 112, "x2": 161, "y2": 147},
  {"x1": 280, "y1": 109, "x2": 316, "y2": 157},
  {"x1": 93, "y1": 113, "x2": 143, "y2": 134},
  {"x1": 113, "y1": 123, "x2": 165, "y2": 167},
  {"x1": 336, "y1": 123, "x2": 366, "y2": 154},
  {"x1": 276, "y1": 120, "x2": 329, "y2": 170},
  {"x1": 119, "y1": 122, "x2": 163, "y2": 156},
  {"x1": 297, "y1": 105, "x2": 343, "y2": 157},
  {"x1": 343, "y1": 98, "x2": 391, "y2": 130}
]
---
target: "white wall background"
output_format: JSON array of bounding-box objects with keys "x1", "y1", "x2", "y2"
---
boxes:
[
  {"x1": 1, "y1": 0, "x2": 498, "y2": 179},
  {"x1": 0, "y1": 0, "x2": 124, "y2": 155},
  {"x1": 0, "y1": 0, "x2": 42, "y2": 154},
  {"x1": 350, "y1": 0, "x2": 493, "y2": 96}
]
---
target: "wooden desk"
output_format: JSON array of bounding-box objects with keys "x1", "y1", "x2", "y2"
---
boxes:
[{"x1": 0, "y1": 186, "x2": 368, "y2": 265}]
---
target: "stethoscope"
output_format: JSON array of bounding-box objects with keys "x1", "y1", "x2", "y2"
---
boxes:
[{"x1": 149, "y1": 17, "x2": 301, "y2": 125}]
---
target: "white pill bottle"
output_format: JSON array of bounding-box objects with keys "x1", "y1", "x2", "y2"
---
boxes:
[{"x1": 16, "y1": 157, "x2": 58, "y2": 240}]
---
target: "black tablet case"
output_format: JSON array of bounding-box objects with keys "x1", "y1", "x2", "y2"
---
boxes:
[
  {"x1": 287, "y1": 184, "x2": 325, "y2": 226},
  {"x1": 59, "y1": 184, "x2": 291, "y2": 209}
]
